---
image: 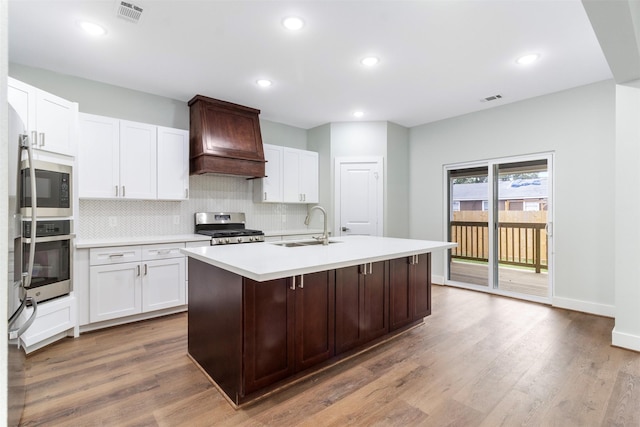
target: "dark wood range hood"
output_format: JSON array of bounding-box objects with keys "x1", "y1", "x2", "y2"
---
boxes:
[{"x1": 188, "y1": 95, "x2": 266, "y2": 178}]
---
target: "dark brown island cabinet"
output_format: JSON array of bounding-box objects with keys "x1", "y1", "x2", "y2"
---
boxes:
[{"x1": 187, "y1": 253, "x2": 431, "y2": 406}]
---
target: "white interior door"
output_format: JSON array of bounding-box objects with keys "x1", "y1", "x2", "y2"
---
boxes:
[{"x1": 335, "y1": 158, "x2": 383, "y2": 236}]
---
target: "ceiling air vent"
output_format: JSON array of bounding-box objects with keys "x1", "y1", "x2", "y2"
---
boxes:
[
  {"x1": 481, "y1": 94, "x2": 503, "y2": 103},
  {"x1": 116, "y1": 1, "x2": 143, "y2": 23}
]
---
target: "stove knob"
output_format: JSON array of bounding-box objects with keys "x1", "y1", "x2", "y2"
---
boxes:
[
  {"x1": 217, "y1": 239, "x2": 224, "y2": 245},
  {"x1": 225, "y1": 238, "x2": 230, "y2": 244},
  {"x1": 237, "y1": 237, "x2": 243, "y2": 243},
  {"x1": 249, "y1": 236, "x2": 254, "y2": 242}
]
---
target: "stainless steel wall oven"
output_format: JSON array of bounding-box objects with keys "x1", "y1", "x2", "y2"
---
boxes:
[{"x1": 14, "y1": 219, "x2": 73, "y2": 303}]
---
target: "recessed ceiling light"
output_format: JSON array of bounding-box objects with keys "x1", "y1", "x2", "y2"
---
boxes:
[
  {"x1": 256, "y1": 79, "x2": 273, "y2": 88},
  {"x1": 361, "y1": 57, "x2": 380, "y2": 67},
  {"x1": 282, "y1": 16, "x2": 305, "y2": 31},
  {"x1": 78, "y1": 20, "x2": 107, "y2": 36},
  {"x1": 353, "y1": 111, "x2": 364, "y2": 118},
  {"x1": 516, "y1": 53, "x2": 540, "y2": 65}
]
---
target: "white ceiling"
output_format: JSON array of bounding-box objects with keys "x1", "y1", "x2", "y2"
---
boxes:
[{"x1": 8, "y1": 0, "x2": 613, "y2": 129}]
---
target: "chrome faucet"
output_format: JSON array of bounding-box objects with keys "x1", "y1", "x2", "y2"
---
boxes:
[{"x1": 304, "y1": 205, "x2": 329, "y2": 245}]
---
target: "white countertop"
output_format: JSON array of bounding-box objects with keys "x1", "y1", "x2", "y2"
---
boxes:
[
  {"x1": 181, "y1": 235, "x2": 457, "y2": 282},
  {"x1": 75, "y1": 234, "x2": 211, "y2": 249}
]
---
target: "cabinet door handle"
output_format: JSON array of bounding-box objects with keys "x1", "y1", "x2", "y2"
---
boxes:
[
  {"x1": 144, "y1": 264, "x2": 148, "y2": 275},
  {"x1": 115, "y1": 186, "x2": 119, "y2": 197},
  {"x1": 122, "y1": 186, "x2": 126, "y2": 197},
  {"x1": 137, "y1": 265, "x2": 141, "y2": 276},
  {"x1": 290, "y1": 277, "x2": 296, "y2": 290},
  {"x1": 108, "y1": 253, "x2": 124, "y2": 258},
  {"x1": 369, "y1": 263, "x2": 372, "y2": 275},
  {"x1": 264, "y1": 191, "x2": 267, "y2": 201},
  {"x1": 361, "y1": 263, "x2": 370, "y2": 276},
  {"x1": 39, "y1": 132, "x2": 45, "y2": 147},
  {"x1": 298, "y1": 275, "x2": 304, "y2": 289},
  {"x1": 31, "y1": 131, "x2": 37, "y2": 147}
]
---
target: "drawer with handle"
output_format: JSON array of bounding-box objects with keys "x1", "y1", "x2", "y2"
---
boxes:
[
  {"x1": 90, "y1": 246, "x2": 141, "y2": 266},
  {"x1": 142, "y1": 243, "x2": 185, "y2": 261}
]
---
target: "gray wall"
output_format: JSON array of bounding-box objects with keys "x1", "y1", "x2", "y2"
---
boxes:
[
  {"x1": 9, "y1": 63, "x2": 189, "y2": 129},
  {"x1": 387, "y1": 122, "x2": 410, "y2": 238},
  {"x1": 613, "y1": 80, "x2": 640, "y2": 349},
  {"x1": 9, "y1": 63, "x2": 307, "y2": 149},
  {"x1": 409, "y1": 79, "x2": 616, "y2": 314},
  {"x1": 307, "y1": 123, "x2": 332, "y2": 229},
  {"x1": 260, "y1": 120, "x2": 307, "y2": 150}
]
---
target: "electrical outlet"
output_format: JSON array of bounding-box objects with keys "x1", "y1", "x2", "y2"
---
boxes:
[
  {"x1": 173, "y1": 215, "x2": 180, "y2": 225},
  {"x1": 108, "y1": 217, "x2": 118, "y2": 227}
]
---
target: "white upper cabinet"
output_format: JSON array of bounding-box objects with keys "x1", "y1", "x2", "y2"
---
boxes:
[
  {"x1": 297, "y1": 149, "x2": 319, "y2": 203},
  {"x1": 119, "y1": 120, "x2": 157, "y2": 200},
  {"x1": 254, "y1": 144, "x2": 319, "y2": 204},
  {"x1": 283, "y1": 147, "x2": 319, "y2": 204},
  {"x1": 78, "y1": 114, "x2": 120, "y2": 199},
  {"x1": 157, "y1": 126, "x2": 189, "y2": 200},
  {"x1": 79, "y1": 113, "x2": 187, "y2": 200},
  {"x1": 8, "y1": 77, "x2": 77, "y2": 157},
  {"x1": 253, "y1": 144, "x2": 283, "y2": 203}
]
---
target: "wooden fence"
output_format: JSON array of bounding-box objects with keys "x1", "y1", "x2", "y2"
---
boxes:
[{"x1": 450, "y1": 221, "x2": 548, "y2": 273}]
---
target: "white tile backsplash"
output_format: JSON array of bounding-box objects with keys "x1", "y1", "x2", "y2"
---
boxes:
[{"x1": 78, "y1": 175, "x2": 313, "y2": 239}]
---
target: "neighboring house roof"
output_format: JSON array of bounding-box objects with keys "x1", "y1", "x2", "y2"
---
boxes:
[{"x1": 452, "y1": 179, "x2": 548, "y2": 201}]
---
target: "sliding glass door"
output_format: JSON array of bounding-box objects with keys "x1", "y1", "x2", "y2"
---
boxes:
[
  {"x1": 446, "y1": 154, "x2": 552, "y2": 302},
  {"x1": 495, "y1": 160, "x2": 549, "y2": 297},
  {"x1": 447, "y1": 166, "x2": 490, "y2": 287}
]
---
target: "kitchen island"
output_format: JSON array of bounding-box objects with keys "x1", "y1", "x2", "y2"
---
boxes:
[{"x1": 182, "y1": 236, "x2": 456, "y2": 406}]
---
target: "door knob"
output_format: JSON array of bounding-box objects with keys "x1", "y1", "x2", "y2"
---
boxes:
[{"x1": 341, "y1": 226, "x2": 349, "y2": 232}]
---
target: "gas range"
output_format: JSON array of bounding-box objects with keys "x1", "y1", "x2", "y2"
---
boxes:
[{"x1": 195, "y1": 212, "x2": 265, "y2": 245}]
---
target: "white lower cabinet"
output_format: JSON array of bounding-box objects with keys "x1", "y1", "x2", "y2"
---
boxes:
[
  {"x1": 142, "y1": 257, "x2": 185, "y2": 312},
  {"x1": 20, "y1": 294, "x2": 78, "y2": 354},
  {"x1": 88, "y1": 243, "x2": 186, "y2": 323},
  {"x1": 90, "y1": 261, "x2": 142, "y2": 323}
]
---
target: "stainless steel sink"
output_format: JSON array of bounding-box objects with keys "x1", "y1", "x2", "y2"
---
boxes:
[{"x1": 272, "y1": 240, "x2": 341, "y2": 247}]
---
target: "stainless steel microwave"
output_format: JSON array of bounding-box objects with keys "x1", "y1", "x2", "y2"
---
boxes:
[{"x1": 19, "y1": 159, "x2": 72, "y2": 218}]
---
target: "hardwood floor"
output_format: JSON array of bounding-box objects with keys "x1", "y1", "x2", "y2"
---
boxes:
[{"x1": 20, "y1": 285, "x2": 640, "y2": 426}]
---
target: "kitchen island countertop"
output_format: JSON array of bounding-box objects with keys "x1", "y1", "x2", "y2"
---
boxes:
[{"x1": 181, "y1": 235, "x2": 456, "y2": 282}]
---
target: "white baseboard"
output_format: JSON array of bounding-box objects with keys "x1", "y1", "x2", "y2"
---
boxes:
[
  {"x1": 432, "y1": 274, "x2": 445, "y2": 285},
  {"x1": 552, "y1": 296, "x2": 615, "y2": 318},
  {"x1": 612, "y1": 327, "x2": 640, "y2": 352},
  {"x1": 79, "y1": 306, "x2": 187, "y2": 334}
]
